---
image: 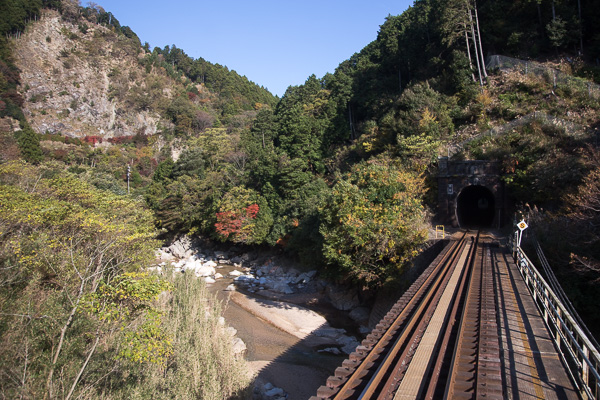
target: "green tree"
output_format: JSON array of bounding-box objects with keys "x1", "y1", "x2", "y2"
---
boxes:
[
  {"x1": 0, "y1": 162, "x2": 165, "y2": 399},
  {"x1": 242, "y1": 108, "x2": 279, "y2": 188},
  {"x1": 546, "y1": 16, "x2": 569, "y2": 49},
  {"x1": 320, "y1": 160, "x2": 428, "y2": 286},
  {"x1": 153, "y1": 157, "x2": 174, "y2": 182},
  {"x1": 15, "y1": 126, "x2": 42, "y2": 164}
]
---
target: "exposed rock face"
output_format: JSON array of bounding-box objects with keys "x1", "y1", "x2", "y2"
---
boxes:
[
  {"x1": 325, "y1": 285, "x2": 361, "y2": 311},
  {"x1": 166, "y1": 236, "x2": 194, "y2": 259},
  {"x1": 13, "y1": 10, "x2": 173, "y2": 140},
  {"x1": 0, "y1": 117, "x2": 21, "y2": 133}
]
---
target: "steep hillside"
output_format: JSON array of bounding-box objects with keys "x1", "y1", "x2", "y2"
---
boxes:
[
  {"x1": 2, "y1": 2, "x2": 600, "y2": 396},
  {"x1": 14, "y1": 9, "x2": 167, "y2": 139}
]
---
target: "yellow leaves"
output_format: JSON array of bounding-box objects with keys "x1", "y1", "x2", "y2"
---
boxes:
[
  {"x1": 119, "y1": 309, "x2": 173, "y2": 366},
  {"x1": 419, "y1": 107, "x2": 438, "y2": 129},
  {"x1": 476, "y1": 89, "x2": 493, "y2": 109}
]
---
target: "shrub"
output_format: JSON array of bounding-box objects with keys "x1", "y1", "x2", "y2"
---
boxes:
[
  {"x1": 14, "y1": 126, "x2": 42, "y2": 164},
  {"x1": 214, "y1": 186, "x2": 273, "y2": 245}
]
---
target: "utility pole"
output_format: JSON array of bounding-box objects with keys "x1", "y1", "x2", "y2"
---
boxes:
[{"x1": 127, "y1": 164, "x2": 130, "y2": 195}]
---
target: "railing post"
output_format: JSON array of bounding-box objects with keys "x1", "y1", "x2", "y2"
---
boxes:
[
  {"x1": 556, "y1": 308, "x2": 562, "y2": 350},
  {"x1": 583, "y1": 345, "x2": 590, "y2": 392},
  {"x1": 544, "y1": 287, "x2": 549, "y2": 324}
]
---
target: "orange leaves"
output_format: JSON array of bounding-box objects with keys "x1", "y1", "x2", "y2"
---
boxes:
[
  {"x1": 214, "y1": 210, "x2": 243, "y2": 239},
  {"x1": 246, "y1": 203, "x2": 259, "y2": 219}
]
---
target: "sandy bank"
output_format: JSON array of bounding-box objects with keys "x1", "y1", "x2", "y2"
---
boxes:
[{"x1": 229, "y1": 291, "x2": 329, "y2": 340}]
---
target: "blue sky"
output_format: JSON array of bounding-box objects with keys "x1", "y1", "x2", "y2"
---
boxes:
[{"x1": 93, "y1": 1, "x2": 414, "y2": 96}]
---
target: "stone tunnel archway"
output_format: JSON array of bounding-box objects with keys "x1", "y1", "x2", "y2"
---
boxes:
[
  {"x1": 456, "y1": 185, "x2": 496, "y2": 228},
  {"x1": 437, "y1": 159, "x2": 506, "y2": 228}
]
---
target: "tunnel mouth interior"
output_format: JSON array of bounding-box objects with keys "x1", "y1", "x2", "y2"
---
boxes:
[{"x1": 456, "y1": 185, "x2": 495, "y2": 228}]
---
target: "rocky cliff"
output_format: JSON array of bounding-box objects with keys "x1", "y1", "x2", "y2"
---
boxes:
[{"x1": 13, "y1": 9, "x2": 177, "y2": 140}]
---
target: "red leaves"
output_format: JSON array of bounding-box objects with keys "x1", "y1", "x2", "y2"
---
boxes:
[
  {"x1": 83, "y1": 135, "x2": 103, "y2": 145},
  {"x1": 214, "y1": 211, "x2": 242, "y2": 238},
  {"x1": 246, "y1": 204, "x2": 259, "y2": 219},
  {"x1": 214, "y1": 204, "x2": 259, "y2": 240}
]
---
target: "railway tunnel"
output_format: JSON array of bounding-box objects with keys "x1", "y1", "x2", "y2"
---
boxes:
[
  {"x1": 456, "y1": 185, "x2": 495, "y2": 228},
  {"x1": 437, "y1": 158, "x2": 506, "y2": 228}
]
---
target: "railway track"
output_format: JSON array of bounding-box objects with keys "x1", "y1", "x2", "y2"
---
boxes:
[{"x1": 312, "y1": 231, "x2": 504, "y2": 400}]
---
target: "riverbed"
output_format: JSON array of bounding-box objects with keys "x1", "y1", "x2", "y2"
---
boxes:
[{"x1": 207, "y1": 263, "x2": 349, "y2": 399}]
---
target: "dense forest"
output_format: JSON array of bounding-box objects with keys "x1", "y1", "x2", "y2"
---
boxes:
[{"x1": 1, "y1": 0, "x2": 600, "y2": 398}]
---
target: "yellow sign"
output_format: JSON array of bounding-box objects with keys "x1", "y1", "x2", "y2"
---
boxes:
[{"x1": 517, "y1": 220, "x2": 528, "y2": 231}]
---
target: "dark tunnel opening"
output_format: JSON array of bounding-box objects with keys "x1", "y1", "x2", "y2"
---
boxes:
[{"x1": 456, "y1": 185, "x2": 495, "y2": 228}]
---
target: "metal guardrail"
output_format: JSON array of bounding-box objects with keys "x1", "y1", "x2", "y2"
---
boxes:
[{"x1": 513, "y1": 243, "x2": 600, "y2": 400}]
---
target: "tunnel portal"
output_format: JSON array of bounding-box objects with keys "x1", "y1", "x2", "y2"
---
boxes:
[
  {"x1": 456, "y1": 185, "x2": 495, "y2": 228},
  {"x1": 437, "y1": 159, "x2": 506, "y2": 228}
]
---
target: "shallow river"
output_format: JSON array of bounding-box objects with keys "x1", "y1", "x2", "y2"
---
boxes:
[{"x1": 207, "y1": 263, "x2": 346, "y2": 399}]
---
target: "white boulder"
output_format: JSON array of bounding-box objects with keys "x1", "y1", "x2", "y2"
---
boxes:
[
  {"x1": 338, "y1": 335, "x2": 360, "y2": 354},
  {"x1": 318, "y1": 347, "x2": 342, "y2": 355},
  {"x1": 231, "y1": 337, "x2": 247, "y2": 355},
  {"x1": 194, "y1": 265, "x2": 216, "y2": 277},
  {"x1": 265, "y1": 387, "x2": 285, "y2": 398},
  {"x1": 146, "y1": 266, "x2": 163, "y2": 274},
  {"x1": 272, "y1": 281, "x2": 294, "y2": 294},
  {"x1": 349, "y1": 307, "x2": 371, "y2": 323},
  {"x1": 214, "y1": 251, "x2": 229, "y2": 259}
]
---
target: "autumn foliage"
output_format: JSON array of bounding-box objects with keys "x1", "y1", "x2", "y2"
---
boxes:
[
  {"x1": 215, "y1": 204, "x2": 259, "y2": 240},
  {"x1": 214, "y1": 187, "x2": 272, "y2": 244}
]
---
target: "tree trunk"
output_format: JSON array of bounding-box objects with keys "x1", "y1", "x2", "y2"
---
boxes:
[
  {"x1": 348, "y1": 105, "x2": 355, "y2": 140},
  {"x1": 65, "y1": 332, "x2": 101, "y2": 400},
  {"x1": 468, "y1": 7, "x2": 484, "y2": 86},
  {"x1": 45, "y1": 280, "x2": 85, "y2": 400},
  {"x1": 399, "y1": 69, "x2": 402, "y2": 92},
  {"x1": 474, "y1": 1, "x2": 487, "y2": 78},
  {"x1": 578, "y1": 0, "x2": 583, "y2": 53},
  {"x1": 464, "y1": 26, "x2": 476, "y2": 82}
]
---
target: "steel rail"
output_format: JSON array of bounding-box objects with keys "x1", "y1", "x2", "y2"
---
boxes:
[
  {"x1": 473, "y1": 244, "x2": 502, "y2": 398},
  {"x1": 422, "y1": 233, "x2": 479, "y2": 399},
  {"x1": 374, "y1": 235, "x2": 472, "y2": 399},
  {"x1": 327, "y1": 233, "x2": 469, "y2": 400},
  {"x1": 444, "y1": 232, "x2": 484, "y2": 399}
]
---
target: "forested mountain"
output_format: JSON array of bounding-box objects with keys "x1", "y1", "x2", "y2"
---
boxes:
[{"x1": 1, "y1": 0, "x2": 600, "y2": 397}]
